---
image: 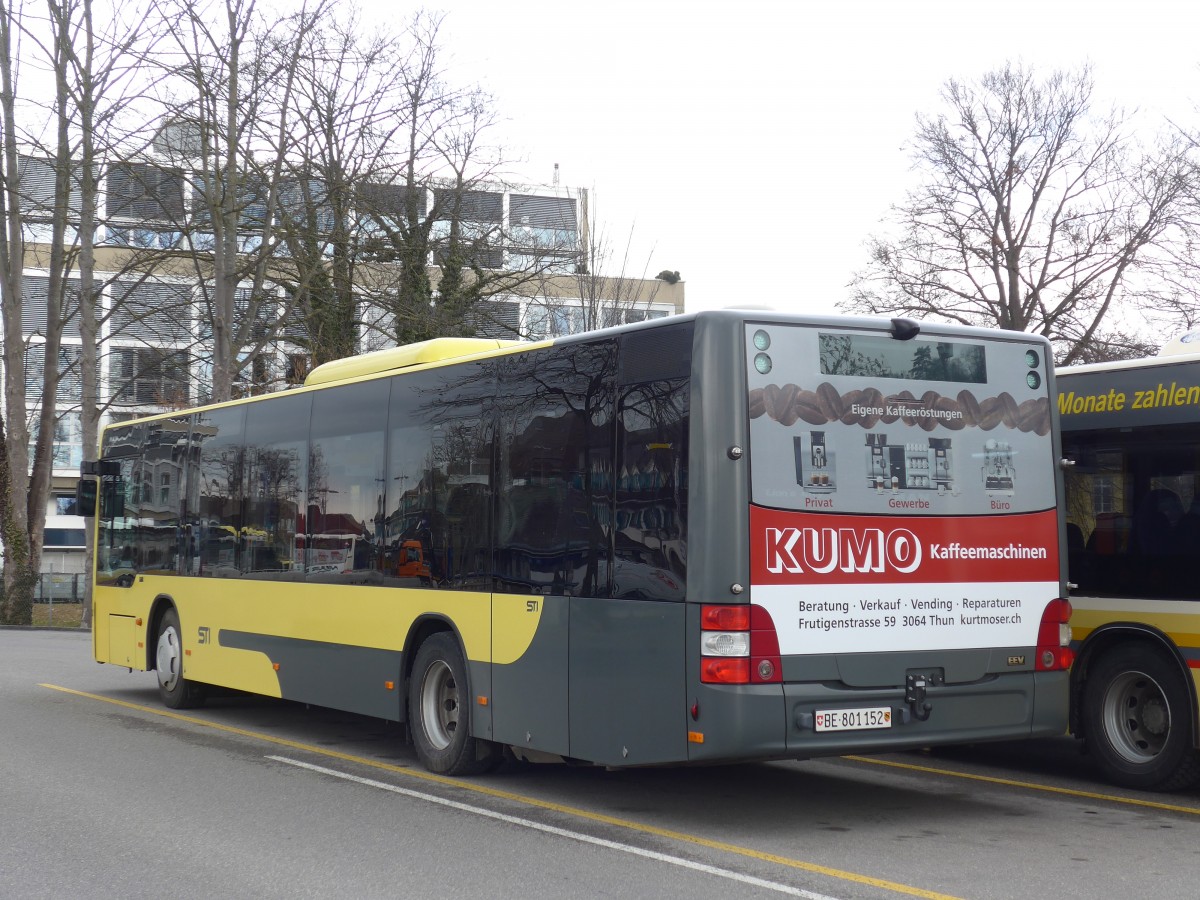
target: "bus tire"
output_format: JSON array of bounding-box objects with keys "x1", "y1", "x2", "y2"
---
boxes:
[
  {"x1": 1082, "y1": 644, "x2": 1200, "y2": 791},
  {"x1": 156, "y1": 608, "x2": 206, "y2": 710},
  {"x1": 409, "y1": 632, "x2": 499, "y2": 775}
]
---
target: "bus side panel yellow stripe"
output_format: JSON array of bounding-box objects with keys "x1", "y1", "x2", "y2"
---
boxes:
[
  {"x1": 492, "y1": 592, "x2": 545, "y2": 665},
  {"x1": 99, "y1": 579, "x2": 497, "y2": 690}
]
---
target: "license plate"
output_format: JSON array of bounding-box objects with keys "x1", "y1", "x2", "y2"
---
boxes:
[{"x1": 814, "y1": 706, "x2": 893, "y2": 732}]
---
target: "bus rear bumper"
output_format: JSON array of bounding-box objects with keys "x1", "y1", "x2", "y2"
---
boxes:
[{"x1": 686, "y1": 671, "x2": 1069, "y2": 763}]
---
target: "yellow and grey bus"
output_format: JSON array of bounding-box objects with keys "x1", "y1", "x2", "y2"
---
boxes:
[
  {"x1": 1059, "y1": 333, "x2": 1200, "y2": 789},
  {"x1": 80, "y1": 310, "x2": 1072, "y2": 775}
]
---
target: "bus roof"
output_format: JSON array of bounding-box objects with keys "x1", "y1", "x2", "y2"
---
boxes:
[
  {"x1": 304, "y1": 337, "x2": 528, "y2": 386},
  {"x1": 1059, "y1": 350, "x2": 1200, "y2": 378}
]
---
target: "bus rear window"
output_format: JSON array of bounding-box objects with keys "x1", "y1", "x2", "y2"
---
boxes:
[{"x1": 819, "y1": 333, "x2": 987, "y2": 384}]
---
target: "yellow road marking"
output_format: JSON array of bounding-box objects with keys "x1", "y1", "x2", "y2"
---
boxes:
[
  {"x1": 844, "y1": 755, "x2": 1200, "y2": 815},
  {"x1": 44, "y1": 683, "x2": 957, "y2": 900}
]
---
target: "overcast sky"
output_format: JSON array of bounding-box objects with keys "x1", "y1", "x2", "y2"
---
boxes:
[{"x1": 422, "y1": 1, "x2": 1199, "y2": 317}]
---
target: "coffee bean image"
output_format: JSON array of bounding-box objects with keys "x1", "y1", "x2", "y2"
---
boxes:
[
  {"x1": 839, "y1": 389, "x2": 863, "y2": 424},
  {"x1": 881, "y1": 389, "x2": 910, "y2": 424},
  {"x1": 776, "y1": 383, "x2": 801, "y2": 426},
  {"x1": 998, "y1": 392, "x2": 1019, "y2": 428},
  {"x1": 892, "y1": 391, "x2": 916, "y2": 426},
  {"x1": 978, "y1": 396, "x2": 1004, "y2": 430},
  {"x1": 749, "y1": 387, "x2": 766, "y2": 419},
  {"x1": 1018, "y1": 396, "x2": 1051, "y2": 435},
  {"x1": 936, "y1": 396, "x2": 965, "y2": 429},
  {"x1": 817, "y1": 382, "x2": 845, "y2": 420},
  {"x1": 1033, "y1": 396, "x2": 1051, "y2": 435},
  {"x1": 795, "y1": 389, "x2": 827, "y2": 425},
  {"x1": 957, "y1": 390, "x2": 982, "y2": 426},
  {"x1": 764, "y1": 383, "x2": 783, "y2": 418},
  {"x1": 859, "y1": 387, "x2": 884, "y2": 427}
]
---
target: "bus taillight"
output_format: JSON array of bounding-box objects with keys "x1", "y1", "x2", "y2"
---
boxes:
[
  {"x1": 1035, "y1": 598, "x2": 1074, "y2": 671},
  {"x1": 700, "y1": 604, "x2": 783, "y2": 684}
]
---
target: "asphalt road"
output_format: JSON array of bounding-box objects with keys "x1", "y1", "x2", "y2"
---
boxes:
[{"x1": 4, "y1": 629, "x2": 1198, "y2": 900}]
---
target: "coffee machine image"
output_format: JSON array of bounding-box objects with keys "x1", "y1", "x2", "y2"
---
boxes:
[
  {"x1": 864, "y1": 434, "x2": 955, "y2": 494},
  {"x1": 981, "y1": 439, "x2": 1016, "y2": 494},
  {"x1": 794, "y1": 431, "x2": 837, "y2": 493}
]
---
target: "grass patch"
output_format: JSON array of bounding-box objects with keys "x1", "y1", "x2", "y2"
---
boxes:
[{"x1": 32, "y1": 602, "x2": 84, "y2": 628}]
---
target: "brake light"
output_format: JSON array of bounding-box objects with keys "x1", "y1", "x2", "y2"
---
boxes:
[
  {"x1": 700, "y1": 604, "x2": 782, "y2": 684},
  {"x1": 1035, "y1": 597, "x2": 1074, "y2": 671},
  {"x1": 701, "y1": 605, "x2": 750, "y2": 631}
]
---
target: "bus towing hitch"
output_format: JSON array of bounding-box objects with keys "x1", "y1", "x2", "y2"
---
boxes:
[{"x1": 905, "y1": 673, "x2": 935, "y2": 722}]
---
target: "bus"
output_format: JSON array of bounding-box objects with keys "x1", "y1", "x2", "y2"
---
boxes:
[
  {"x1": 78, "y1": 311, "x2": 1072, "y2": 776},
  {"x1": 1058, "y1": 332, "x2": 1200, "y2": 790}
]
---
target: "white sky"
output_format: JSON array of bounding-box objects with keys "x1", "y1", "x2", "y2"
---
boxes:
[{"x1": 426, "y1": 0, "x2": 1200, "y2": 317}]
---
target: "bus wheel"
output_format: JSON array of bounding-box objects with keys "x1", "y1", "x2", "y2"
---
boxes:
[
  {"x1": 1082, "y1": 645, "x2": 1200, "y2": 791},
  {"x1": 155, "y1": 608, "x2": 206, "y2": 710},
  {"x1": 408, "y1": 633, "x2": 499, "y2": 775}
]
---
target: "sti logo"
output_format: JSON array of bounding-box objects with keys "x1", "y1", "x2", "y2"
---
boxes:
[{"x1": 764, "y1": 527, "x2": 922, "y2": 574}]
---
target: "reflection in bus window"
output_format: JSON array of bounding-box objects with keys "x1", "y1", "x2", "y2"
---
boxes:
[
  {"x1": 387, "y1": 361, "x2": 495, "y2": 590},
  {"x1": 496, "y1": 340, "x2": 615, "y2": 597},
  {"x1": 614, "y1": 325, "x2": 690, "y2": 600},
  {"x1": 308, "y1": 379, "x2": 388, "y2": 583},
  {"x1": 243, "y1": 393, "x2": 310, "y2": 579},
  {"x1": 192, "y1": 406, "x2": 246, "y2": 577}
]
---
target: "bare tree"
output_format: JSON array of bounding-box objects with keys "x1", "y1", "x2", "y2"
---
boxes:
[
  {"x1": 350, "y1": 11, "x2": 508, "y2": 347},
  {"x1": 268, "y1": 4, "x2": 417, "y2": 366},
  {"x1": 0, "y1": 0, "x2": 88, "y2": 622},
  {"x1": 0, "y1": 0, "x2": 37, "y2": 621},
  {"x1": 845, "y1": 63, "x2": 1193, "y2": 364},
  {"x1": 140, "y1": 0, "x2": 323, "y2": 401},
  {"x1": 1142, "y1": 114, "x2": 1200, "y2": 341},
  {"x1": 351, "y1": 12, "x2": 575, "y2": 349},
  {"x1": 1, "y1": 0, "x2": 167, "y2": 623}
]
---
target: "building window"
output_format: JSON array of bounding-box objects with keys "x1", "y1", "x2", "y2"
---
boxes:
[{"x1": 110, "y1": 347, "x2": 191, "y2": 406}]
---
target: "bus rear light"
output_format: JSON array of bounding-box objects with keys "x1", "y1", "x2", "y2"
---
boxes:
[
  {"x1": 702, "y1": 632, "x2": 749, "y2": 656},
  {"x1": 700, "y1": 604, "x2": 783, "y2": 684},
  {"x1": 702, "y1": 657, "x2": 751, "y2": 683},
  {"x1": 702, "y1": 605, "x2": 750, "y2": 631},
  {"x1": 1035, "y1": 598, "x2": 1074, "y2": 671}
]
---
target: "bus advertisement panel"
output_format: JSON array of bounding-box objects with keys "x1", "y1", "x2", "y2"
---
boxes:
[
  {"x1": 80, "y1": 311, "x2": 1071, "y2": 777},
  {"x1": 747, "y1": 323, "x2": 1059, "y2": 660},
  {"x1": 1059, "y1": 339, "x2": 1200, "y2": 790}
]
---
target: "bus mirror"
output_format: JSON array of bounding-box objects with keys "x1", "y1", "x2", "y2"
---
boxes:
[
  {"x1": 75, "y1": 479, "x2": 98, "y2": 517},
  {"x1": 101, "y1": 480, "x2": 126, "y2": 520}
]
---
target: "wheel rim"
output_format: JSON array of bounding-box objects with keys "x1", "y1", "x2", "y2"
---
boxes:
[
  {"x1": 157, "y1": 625, "x2": 182, "y2": 693},
  {"x1": 1101, "y1": 669, "x2": 1172, "y2": 764},
  {"x1": 419, "y1": 659, "x2": 459, "y2": 751}
]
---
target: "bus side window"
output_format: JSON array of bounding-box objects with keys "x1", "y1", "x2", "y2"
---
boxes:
[
  {"x1": 613, "y1": 324, "x2": 692, "y2": 602},
  {"x1": 192, "y1": 406, "x2": 247, "y2": 578},
  {"x1": 308, "y1": 379, "x2": 388, "y2": 583},
  {"x1": 243, "y1": 393, "x2": 311, "y2": 580},
  {"x1": 388, "y1": 362, "x2": 495, "y2": 592},
  {"x1": 496, "y1": 341, "x2": 615, "y2": 598}
]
